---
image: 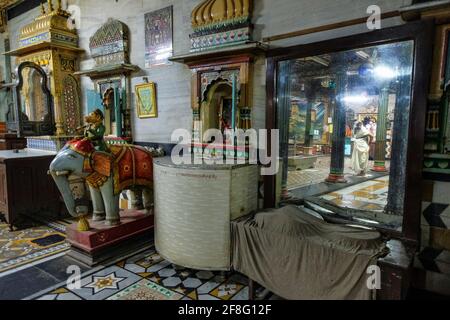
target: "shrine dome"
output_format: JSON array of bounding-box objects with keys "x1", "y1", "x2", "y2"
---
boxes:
[
  {"x1": 191, "y1": 0, "x2": 252, "y2": 30},
  {"x1": 89, "y1": 18, "x2": 130, "y2": 65}
]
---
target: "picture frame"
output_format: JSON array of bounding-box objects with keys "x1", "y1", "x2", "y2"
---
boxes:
[
  {"x1": 135, "y1": 82, "x2": 157, "y2": 118},
  {"x1": 144, "y1": 6, "x2": 173, "y2": 68}
]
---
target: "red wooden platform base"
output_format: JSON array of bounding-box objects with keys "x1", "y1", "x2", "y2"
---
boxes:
[{"x1": 66, "y1": 210, "x2": 154, "y2": 265}]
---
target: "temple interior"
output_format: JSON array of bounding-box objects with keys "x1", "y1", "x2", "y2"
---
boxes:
[
  {"x1": 279, "y1": 42, "x2": 411, "y2": 230},
  {"x1": 0, "y1": 0, "x2": 449, "y2": 303}
]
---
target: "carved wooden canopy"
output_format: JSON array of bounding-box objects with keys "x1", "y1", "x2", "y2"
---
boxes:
[
  {"x1": 189, "y1": 0, "x2": 253, "y2": 52},
  {"x1": 89, "y1": 18, "x2": 130, "y2": 67},
  {"x1": 191, "y1": 0, "x2": 252, "y2": 30}
]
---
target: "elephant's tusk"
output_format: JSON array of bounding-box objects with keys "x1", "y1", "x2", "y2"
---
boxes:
[{"x1": 55, "y1": 170, "x2": 71, "y2": 176}]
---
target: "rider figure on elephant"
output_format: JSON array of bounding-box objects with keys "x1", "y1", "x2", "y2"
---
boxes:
[{"x1": 81, "y1": 109, "x2": 109, "y2": 152}]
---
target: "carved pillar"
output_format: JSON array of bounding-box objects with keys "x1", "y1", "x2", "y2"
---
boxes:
[
  {"x1": 304, "y1": 101, "x2": 314, "y2": 148},
  {"x1": 373, "y1": 87, "x2": 389, "y2": 172},
  {"x1": 386, "y1": 74, "x2": 410, "y2": 215},
  {"x1": 304, "y1": 81, "x2": 319, "y2": 151},
  {"x1": 123, "y1": 76, "x2": 133, "y2": 138},
  {"x1": 326, "y1": 58, "x2": 348, "y2": 183},
  {"x1": 50, "y1": 49, "x2": 66, "y2": 136},
  {"x1": 278, "y1": 60, "x2": 293, "y2": 199},
  {"x1": 3, "y1": 38, "x2": 13, "y2": 122}
]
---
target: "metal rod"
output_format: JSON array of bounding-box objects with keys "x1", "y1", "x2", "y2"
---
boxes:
[{"x1": 263, "y1": 11, "x2": 400, "y2": 43}]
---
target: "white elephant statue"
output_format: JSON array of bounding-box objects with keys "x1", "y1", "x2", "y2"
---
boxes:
[{"x1": 49, "y1": 138, "x2": 154, "y2": 229}]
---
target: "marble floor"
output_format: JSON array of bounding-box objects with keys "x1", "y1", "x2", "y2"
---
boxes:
[
  {"x1": 0, "y1": 215, "x2": 269, "y2": 301},
  {"x1": 0, "y1": 218, "x2": 72, "y2": 275},
  {"x1": 30, "y1": 247, "x2": 252, "y2": 301},
  {"x1": 320, "y1": 175, "x2": 389, "y2": 211},
  {"x1": 287, "y1": 156, "x2": 391, "y2": 191},
  {"x1": 287, "y1": 155, "x2": 332, "y2": 190}
]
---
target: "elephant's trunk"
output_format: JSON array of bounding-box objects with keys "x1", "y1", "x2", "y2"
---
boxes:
[{"x1": 50, "y1": 172, "x2": 79, "y2": 218}]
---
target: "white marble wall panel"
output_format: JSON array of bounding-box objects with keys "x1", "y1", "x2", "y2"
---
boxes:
[{"x1": 2, "y1": 0, "x2": 412, "y2": 143}]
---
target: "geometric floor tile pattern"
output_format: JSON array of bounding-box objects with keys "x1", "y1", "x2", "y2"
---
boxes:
[
  {"x1": 0, "y1": 221, "x2": 70, "y2": 274},
  {"x1": 107, "y1": 279, "x2": 183, "y2": 300},
  {"x1": 66, "y1": 266, "x2": 142, "y2": 300},
  {"x1": 34, "y1": 247, "x2": 250, "y2": 300},
  {"x1": 320, "y1": 175, "x2": 389, "y2": 212}
]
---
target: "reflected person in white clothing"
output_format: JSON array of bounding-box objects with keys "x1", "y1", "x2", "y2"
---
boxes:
[{"x1": 351, "y1": 121, "x2": 374, "y2": 176}]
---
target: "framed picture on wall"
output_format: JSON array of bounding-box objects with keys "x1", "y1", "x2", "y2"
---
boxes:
[
  {"x1": 136, "y1": 83, "x2": 157, "y2": 118},
  {"x1": 144, "y1": 6, "x2": 173, "y2": 68}
]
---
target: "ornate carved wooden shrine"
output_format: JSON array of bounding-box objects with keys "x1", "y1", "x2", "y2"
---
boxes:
[
  {"x1": 4, "y1": 0, "x2": 83, "y2": 148},
  {"x1": 171, "y1": 0, "x2": 266, "y2": 159},
  {"x1": 75, "y1": 18, "x2": 139, "y2": 144}
]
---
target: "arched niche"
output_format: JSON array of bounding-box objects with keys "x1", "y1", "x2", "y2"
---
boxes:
[
  {"x1": 8, "y1": 61, "x2": 55, "y2": 137},
  {"x1": 200, "y1": 79, "x2": 239, "y2": 139}
]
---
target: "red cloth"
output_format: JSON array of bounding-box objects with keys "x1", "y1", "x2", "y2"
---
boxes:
[{"x1": 110, "y1": 145, "x2": 153, "y2": 194}]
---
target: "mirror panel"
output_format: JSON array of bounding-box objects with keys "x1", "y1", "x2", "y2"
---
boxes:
[
  {"x1": 276, "y1": 40, "x2": 414, "y2": 232},
  {"x1": 9, "y1": 62, "x2": 55, "y2": 137}
]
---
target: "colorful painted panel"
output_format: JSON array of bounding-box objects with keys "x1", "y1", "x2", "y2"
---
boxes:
[
  {"x1": 144, "y1": 6, "x2": 173, "y2": 68},
  {"x1": 62, "y1": 75, "x2": 81, "y2": 135}
]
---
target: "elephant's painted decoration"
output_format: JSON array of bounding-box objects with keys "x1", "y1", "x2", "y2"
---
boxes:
[{"x1": 49, "y1": 138, "x2": 154, "y2": 231}]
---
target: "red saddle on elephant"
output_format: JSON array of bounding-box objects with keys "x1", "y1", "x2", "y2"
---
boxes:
[
  {"x1": 68, "y1": 138, "x2": 95, "y2": 156},
  {"x1": 109, "y1": 145, "x2": 153, "y2": 194},
  {"x1": 66, "y1": 139, "x2": 153, "y2": 195}
]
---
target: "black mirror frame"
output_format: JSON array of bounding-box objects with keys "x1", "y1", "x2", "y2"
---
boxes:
[
  {"x1": 263, "y1": 20, "x2": 434, "y2": 244},
  {"x1": 9, "y1": 61, "x2": 55, "y2": 137}
]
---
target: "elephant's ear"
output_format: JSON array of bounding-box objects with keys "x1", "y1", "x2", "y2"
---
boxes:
[{"x1": 91, "y1": 151, "x2": 113, "y2": 176}]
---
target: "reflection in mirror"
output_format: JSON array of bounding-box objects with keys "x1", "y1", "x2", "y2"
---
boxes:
[
  {"x1": 20, "y1": 68, "x2": 47, "y2": 122},
  {"x1": 276, "y1": 41, "x2": 414, "y2": 231},
  {"x1": 10, "y1": 61, "x2": 54, "y2": 137}
]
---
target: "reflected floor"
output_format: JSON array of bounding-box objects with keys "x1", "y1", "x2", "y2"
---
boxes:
[
  {"x1": 287, "y1": 155, "x2": 331, "y2": 190},
  {"x1": 320, "y1": 175, "x2": 389, "y2": 211},
  {"x1": 287, "y1": 155, "x2": 390, "y2": 191}
]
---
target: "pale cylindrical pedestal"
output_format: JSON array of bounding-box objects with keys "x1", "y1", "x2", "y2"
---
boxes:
[{"x1": 153, "y1": 157, "x2": 259, "y2": 270}]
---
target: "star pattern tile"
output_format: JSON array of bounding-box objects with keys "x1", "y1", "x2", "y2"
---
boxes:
[
  {"x1": 84, "y1": 272, "x2": 126, "y2": 294},
  {"x1": 33, "y1": 248, "x2": 251, "y2": 301}
]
